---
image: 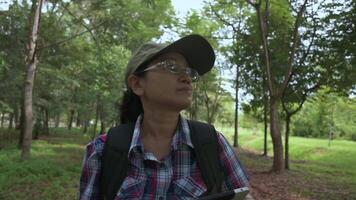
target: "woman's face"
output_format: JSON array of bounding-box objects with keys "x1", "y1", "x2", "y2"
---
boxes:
[{"x1": 130, "y1": 52, "x2": 194, "y2": 112}]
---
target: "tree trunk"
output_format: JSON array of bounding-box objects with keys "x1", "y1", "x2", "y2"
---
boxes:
[
  {"x1": 21, "y1": 0, "x2": 44, "y2": 160},
  {"x1": 205, "y1": 97, "x2": 211, "y2": 124},
  {"x1": 76, "y1": 112, "x2": 81, "y2": 127},
  {"x1": 83, "y1": 120, "x2": 88, "y2": 133},
  {"x1": 44, "y1": 108, "x2": 49, "y2": 135},
  {"x1": 22, "y1": 58, "x2": 38, "y2": 159},
  {"x1": 33, "y1": 120, "x2": 40, "y2": 140},
  {"x1": 270, "y1": 98, "x2": 284, "y2": 172},
  {"x1": 234, "y1": 65, "x2": 239, "y2": 147},
  {"x1": 191, "y1": 91, "x2": 198, "y2": 120},
  {"x1": 68, "y1": 109, "x2": 74, "y2": 130},
  {"x1": 9, "y1": 113, "x2": 14, "y2": 129},
  {"x1": 92, "y1": 102, "x2": 99, "y2": 139},
  {"x1": 0, "y1": 113, "x2": 4, "y2": 128},
  {"x1": 18, "y1": 102, "x2": 25, "y2": 148},
  {"x1": 100, "y1": 121, "x2": 105, "y2": 135},
  {"x1": 14, "y1": 103, "x2": 19, "y2": 129},
  {"x1": 285, "y1": 113, "x2": 291, "y2": 169},
  {"x1": 54, "y1": 114, "x2": 60, "y2": 128},
  {"x1": 263, "y1": 96, "x2": 268, "y2": 156}
]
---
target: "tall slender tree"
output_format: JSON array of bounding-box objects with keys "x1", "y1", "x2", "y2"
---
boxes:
[
  {"x1": 245, "y1": 0, "x2": 309, "y2": 172},
  {"x1": 21, "y1": 0, "x2": 44, "y2": 160}
]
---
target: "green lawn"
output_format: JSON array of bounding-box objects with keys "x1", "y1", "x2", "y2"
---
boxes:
[
  {"x1": 217, "y1": 126, "x2": 356, "y2": 199},
  {"x1": 0, "y1": 128, "x2": 91, "y2": 200}
]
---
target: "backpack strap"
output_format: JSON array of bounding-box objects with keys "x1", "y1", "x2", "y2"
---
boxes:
[
  {"x1": 100, "y1": 123, "x2": 135, "y2": 200},
  {"x1": 188, "y1": 120, "x2": 223, "y2": 194}
]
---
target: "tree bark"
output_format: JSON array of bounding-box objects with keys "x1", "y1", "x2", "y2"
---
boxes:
[
  {"x1": 9, "y1": 113, "x2": 14, "y2": 129},
  {"x1": 54, "y1": 114, "x2": 60, "y2": 128},
  {"x1": 21, "y1": 0, "x2": 44, "y2": 160},
  {"x1": 14, "y1": 103, "x2": 19, "y2": 129},
  {"x1": 100, "y1": 121, "x2": 105, "y2": 135},
  {"x1": 204, "y1": 90, "x2": 211, "y2": 123},
  {"x1": 18, "y1": 102, "x2": 25, "y2": 148},
  {"x1": 68, "y1": 109, "x2": 74, "y2": 130},
  {"x1": 33, "y1": 120, "x2": 40, "y2": 140},
  {"x1": 270, "y1": 97, "x2": 284, "y2": 172},
  {"x1": 285, "y1": 114, "x2": 291, "y2": 169},
  {"x1": 83, "y1": 120, "x2": 88, "y2": 133},
  {"x1": 92, "y1": 101, "x2": 99, "y2": 139},
  {"x1": 263, "y1": 95, "x2": 268, "y2": 156},
  {"x1": 76, "y1": 112, "x2": 81, "y2": 127},
  {"x1": 189, "y1": 89, "x2": 198, "y2": 120},
  {"x1": 22, "y1": 58, "x2": 38, "y2": 159},
  {"x1": 44, "y1": 108, "x2": 49, "y2": 135},
  {"x1": 0, "y1": 113, "x2": 4, "y2": 128},
  {"x1": 234, "y1": 65, "x2": 239, "y2": 147}
]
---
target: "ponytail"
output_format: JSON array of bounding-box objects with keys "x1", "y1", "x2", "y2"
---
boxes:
[{"x1": 119, "y1": 89, "x2": 143, "y2": 124}]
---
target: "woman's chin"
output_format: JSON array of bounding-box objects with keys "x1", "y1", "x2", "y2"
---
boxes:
[{"x1": 177, "y1": 99, "x2": 192, "y2": 110}]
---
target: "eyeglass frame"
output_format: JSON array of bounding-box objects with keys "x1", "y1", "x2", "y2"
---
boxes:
[{"x1": 134, "y1": 60, "x2": 200, "y2": 82}]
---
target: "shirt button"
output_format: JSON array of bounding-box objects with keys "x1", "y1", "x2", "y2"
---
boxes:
[{"x1": 158, "y1": 196, "x2": 164, "y2": 200}]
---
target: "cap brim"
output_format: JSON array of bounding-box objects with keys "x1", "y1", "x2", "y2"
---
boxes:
[{"x1": 157, "y1": 34, "x2": 215, "y2": 75}]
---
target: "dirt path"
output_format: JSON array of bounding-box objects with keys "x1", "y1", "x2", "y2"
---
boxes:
[{"x1": 237, "y1": 148, "x2": 313, "y2": 200}]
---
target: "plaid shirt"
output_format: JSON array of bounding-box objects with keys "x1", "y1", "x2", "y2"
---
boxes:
[{"x1": 79, "y1": 115, "x2": 249, "y2": 200}]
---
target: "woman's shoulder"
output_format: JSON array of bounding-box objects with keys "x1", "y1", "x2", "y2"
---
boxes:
[
  {"x1": 215, "y1": 131, "x2": 231, "y2": 146},
  {"x1": 85, "y1": 134, "x2": 107, "y2": 156}
]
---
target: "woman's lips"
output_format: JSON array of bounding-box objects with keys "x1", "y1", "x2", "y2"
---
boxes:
[{"x1": 177, "y1": 85, "x2": 193, "y2": 92}]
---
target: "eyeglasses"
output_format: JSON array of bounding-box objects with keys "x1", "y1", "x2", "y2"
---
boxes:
[{"x1": 136, "y1": 60, "x2": 200, "y2": 82}]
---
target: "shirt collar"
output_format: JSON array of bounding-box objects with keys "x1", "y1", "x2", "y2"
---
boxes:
[
  {"x1": 172, "y1": 115, "x2": 194, "y2": 150},
  {"x1": 128, "y1": 114, "x2": 194, "y2": 156}
]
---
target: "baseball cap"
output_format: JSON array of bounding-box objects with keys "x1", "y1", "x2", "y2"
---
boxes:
[{"x1": 125, "y1": 34, "x2": 215, "y2": 86}]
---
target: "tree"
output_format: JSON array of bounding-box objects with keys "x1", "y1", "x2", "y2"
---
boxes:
[
  {"x1": 316, "y1": 0, "x2": 356, "y2": 93},
  {"x1": 0, "y1": 2, "x2": 31, "y2": 133},
  {"x1": 244, "y1": 0, "x2": 311, "y2": 172},
  {"x1": 282, "y1": 83, "x2": 319, "y2": 169},
  {"x1": 178, "y1": 10, "x2": 230, "y2": 124},
  {"x1": 292, "y1": 87, "x2": 356, "y2": 140},
  {"x1": 208, "y1": 0, "x2": 245, "y2": 147},
  {"x1": 21, "y1": 0, "x2": 44, "y2": 160}
]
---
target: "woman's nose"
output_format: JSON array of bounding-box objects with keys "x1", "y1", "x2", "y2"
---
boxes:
[{"x1": 178, "y1": 72, "x2": 192, "y2": 84}]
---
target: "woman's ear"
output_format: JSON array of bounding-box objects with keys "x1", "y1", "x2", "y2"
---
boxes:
[{"x1": 127, "y1": 74, "x2": 144, "y2": 96}]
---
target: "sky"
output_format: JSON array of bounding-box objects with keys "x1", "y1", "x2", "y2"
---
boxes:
[{"x1": 171, "y1": 0, "x2": 205, "y2": 16}]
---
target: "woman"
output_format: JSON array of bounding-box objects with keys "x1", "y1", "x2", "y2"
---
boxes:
[{"x1": 79, "y1": 34, "x2": 249, "y2": 200}]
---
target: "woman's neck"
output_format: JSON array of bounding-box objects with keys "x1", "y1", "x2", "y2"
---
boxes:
[{"x1": 141, "y1": 110, "x2": 180, "y2": 140}]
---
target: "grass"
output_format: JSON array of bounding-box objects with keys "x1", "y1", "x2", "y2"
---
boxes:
[
  {"x1": 217, "y1": 126, "x2": 356, "y2": 200},
  {"x1": 1, "y1": 126, "x2": 355, "y2": 199},
  {"x1": 0, "y1": 128, "x2": 91, "y2": 200}
]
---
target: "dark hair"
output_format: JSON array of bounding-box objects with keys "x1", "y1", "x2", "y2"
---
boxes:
[{"x1": 119, "y1": 72, "x2": 146, "y2": 124}]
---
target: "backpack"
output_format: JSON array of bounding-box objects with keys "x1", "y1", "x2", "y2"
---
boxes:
[{"x1": 100, "y1": 120, "x2": 224, "y2": 200}]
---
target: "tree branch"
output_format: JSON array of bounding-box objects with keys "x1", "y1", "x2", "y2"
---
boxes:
[
  {"x1": 246, "y1": 0, "x2": 259, "y2": 7},
  {"x1": 282, "y1": 82, "x2": 320, "y2": 116},
  {"x1": 298, "y1": 15, "x2": 317, "y2": 68},
  {"x1": 255, "y1": 1, "x2": 274, "y2": 95},
  {"x1": 209, "y1": 2, "x2": 239, "y2": 34},
  {"x1": 281, "y1": 0, "x2": 308, "y2": 95},
  {"x1": 298, "y1": 0, "x2": 326, "y2": 68},
  {"x1": 36, "y1": 21, "x2": 106, "y2": 51},
  {"x1": 63, "y1": 4, "x2": 96, "y2": 38}
]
